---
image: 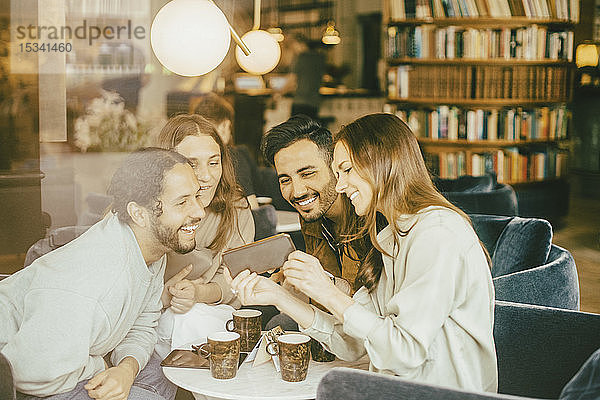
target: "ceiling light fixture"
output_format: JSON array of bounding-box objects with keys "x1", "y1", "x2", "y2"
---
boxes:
[
  {"x1": 235, "y1": 0, "x2": 281, "y2": 75},
  {"x1": 150, "y1": 0, "x2": 250, "y2": 77}
]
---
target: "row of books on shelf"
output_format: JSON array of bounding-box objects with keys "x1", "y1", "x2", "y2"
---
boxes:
[
  {"x1": 389, "y1": 0, "x2": 579, "y2": 21},
  {"x1": 390, "y1": 105, "x2": 568, "y2": 141},
  {"x1": 386, "y1": 24, "x2": 573, "y2": 61},
  {"x1": 387, "y1": 64, "x2": 572, "y2": 100},
  {"x1": 424, "y1": 148, "x2": 567, "y2": 182}
]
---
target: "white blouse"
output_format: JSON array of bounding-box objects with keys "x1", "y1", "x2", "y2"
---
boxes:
[{"x1": 302, "y1": 206, "x2": 498, "y2": 392}]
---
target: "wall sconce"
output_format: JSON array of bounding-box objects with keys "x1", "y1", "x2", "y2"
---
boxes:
[
  {"x1": 575, "y1": 42, "x2": 599, "y2": 68},
  {"x1": 267, "y1": 27, "x2": 285, "y2": 42},
  {"x1": 322, "y1": 21, "x2": 341, "y2": 45},
  {"x1": 151, "y1": 0, "x2": 250, "y2": 77},
  {"x1": 575, "y1": 42, "x2": 600, "y2": 87},
  {"x1": 236, "y1": 0, "x2": 281, "y2": 75}
]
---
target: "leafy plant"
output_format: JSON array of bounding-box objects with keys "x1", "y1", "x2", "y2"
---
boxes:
[{"x1": 74, "y1": 90, "x2": 152, "y2": 152}]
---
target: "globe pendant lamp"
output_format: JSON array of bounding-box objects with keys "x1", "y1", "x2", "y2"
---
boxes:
[
  {"x1": 236, "y1": 0, "x2": 281, "y2": 75},
  {"x1": 151, "y1": 0, "x2": 232, "y2": 76}
]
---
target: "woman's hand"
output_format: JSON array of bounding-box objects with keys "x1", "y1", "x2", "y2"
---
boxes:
[
  {"x1": 225, "y1": 268, "x2": 318, "y2": 330},
  {"x1": 282, "y1": 251, "x2": 337, "y2": 305},
  {"x1": 161, "y1": 264, "x2": 192, "y2": 310},
  {"x1": 225, "y1": 269, "x2": 284, "y2": 306},
  {"x1": 168, "y1": 279, "x2": 196, "y2": 313}
]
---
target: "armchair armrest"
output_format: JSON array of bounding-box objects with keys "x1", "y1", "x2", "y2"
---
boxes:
[{"x1": 493, "y1": 245, "x2": 579, "y2": 310}]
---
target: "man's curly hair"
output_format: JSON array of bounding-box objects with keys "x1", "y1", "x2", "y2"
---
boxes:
[{"x1": 107, "y1": 147, "x2": 190, "y2": 224}]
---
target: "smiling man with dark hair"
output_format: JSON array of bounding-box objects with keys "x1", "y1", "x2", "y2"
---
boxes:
[
  {"x1": 0, "y1": 148, "x2": 205, "y2": 400},
  {"x1": 261, "y1": 116, "x2": 365, "y2": 295}
]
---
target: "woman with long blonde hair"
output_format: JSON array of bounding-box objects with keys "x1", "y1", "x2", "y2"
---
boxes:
[{"x1": 229, "y1": 113, "x2": 497, "y2": 392}]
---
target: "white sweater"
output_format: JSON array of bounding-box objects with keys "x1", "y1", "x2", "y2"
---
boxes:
[
  {"x1": 0, "y1": 213, "x2": 165, "y2": 396},
  {"x1": 303, "y1": 206, "x2": 498, "y2": 392}
]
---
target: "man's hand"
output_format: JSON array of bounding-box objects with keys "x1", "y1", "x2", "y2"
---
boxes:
[
  {"x1": 161, "y1": 264, "x2": 192, "y2": 310},
  {"x1": 84, "y1": 357, "x2": 138, "y2": 400}
]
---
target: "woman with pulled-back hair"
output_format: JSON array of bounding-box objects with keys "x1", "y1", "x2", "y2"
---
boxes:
[
  {"x1": 154, "y1": 115, "x2": 254, "y2": 358},
  {"x1": 229, "y1": 113, "x2": 497, "y2": 392}
]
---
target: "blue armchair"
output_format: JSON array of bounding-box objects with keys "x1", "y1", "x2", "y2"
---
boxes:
[
  {"x1": 316, "y1": 301, "x2": 600, "y2": 400},
  {"x1": 470, "y1": 214, "x2": 579, "y2": 310},
  {"x1": 494, "y1": 301, "x2": 600, "y2": 398},
  {"x1": 435, "y1": 174, "x2": 518, "y2": 217}
]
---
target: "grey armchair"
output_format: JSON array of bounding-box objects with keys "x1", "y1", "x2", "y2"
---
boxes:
[
  {"x1": 24, "y1": 225, "x2": 90, "y2": 267},
  {"x1": 0, "y1": 353, "x2": 16, "y2": 400},
  {"x1": 317, "y1": 368, "x2": 526, "y2": 400},
  {"x1": 470, "y1": 214, "x2": 579, "y2": 310},
  {"x1": 251, "y1": 204, "x2": 278, "y2": 240},
  {"x1": 316, "y1": 301, "x2": 600, "y2": 400}
]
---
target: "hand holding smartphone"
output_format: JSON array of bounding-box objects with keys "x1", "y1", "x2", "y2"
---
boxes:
[{"x1": 222, "y1": 233, "x2": 296, "y2": 278}]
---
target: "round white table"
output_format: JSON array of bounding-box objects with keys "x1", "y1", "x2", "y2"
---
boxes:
[{"x1": 163, "y1": 356, "x2": 369, "y2": 400}]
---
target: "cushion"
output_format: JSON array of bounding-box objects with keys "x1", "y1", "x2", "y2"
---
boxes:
[
  {"x1": 491, "y1": 217, "x2": 552, "y2": 278},
  {"x1": 469, "y1": 215, "x2": 512, "y2": 254}
]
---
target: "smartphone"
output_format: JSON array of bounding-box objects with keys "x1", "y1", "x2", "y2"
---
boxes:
[
  {"x1": 160, "y1": 349, "x2": 208, "y2": 369},
  {"x1": 160, "y1": 349, "x2": 248, "y2": 369},
  {"x1": 222, "y1": 233, "x2": 296, "y2": 278}
]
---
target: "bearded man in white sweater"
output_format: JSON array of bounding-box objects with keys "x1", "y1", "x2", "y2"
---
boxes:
[{"x1": 0, "y1": 148, "x2": 205, "y2": 400}]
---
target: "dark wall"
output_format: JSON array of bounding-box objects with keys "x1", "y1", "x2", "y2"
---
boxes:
[{"x1": 0, "y1": 5, "x2": 45, "y2": 254}]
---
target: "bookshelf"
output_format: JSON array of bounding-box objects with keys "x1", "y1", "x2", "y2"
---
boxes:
[
  {"x1": 265, "y1": 0, "x2": 334, "y2": 42},
  {"x1": 384, "y1": 0, "x2": 578, "y2": 190}
]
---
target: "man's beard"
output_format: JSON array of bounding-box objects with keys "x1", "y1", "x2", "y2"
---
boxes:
[
  {"x1": 296, "y1": 181, "x2": 338, "y2": 223},
  {"x1": 152, "y1": 219, "x2": 196, "y2": 254}
]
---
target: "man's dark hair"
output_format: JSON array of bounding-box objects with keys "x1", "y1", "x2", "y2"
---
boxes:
[
  {"x1": 261, "y1": 115, "x2": 333, "y2": 166},
  {"x1": 107, "y1": 147, "x2": 190, "y2": 224}
]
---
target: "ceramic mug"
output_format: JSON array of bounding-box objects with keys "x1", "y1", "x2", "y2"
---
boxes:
[
  {"x1": 267, "y1": 333, "x2": 311, "y2": 382},
  {"x1": 197, "y1": 331, "x2": 240, "y2": 379},
  {"x1": 226, "y1": 309, "x2": 262, "y2": 352}
]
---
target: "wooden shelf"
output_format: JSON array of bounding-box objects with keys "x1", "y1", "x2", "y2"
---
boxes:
[
  {"x1": 279, "y1": 19, "x2": 329, "y2": 29},
  {"x1": 505, "y1": 178, "x2": 563, "y2": 185},
  {"x1": 388, "y1": 58, "x2": 574, "y2": 66},
  {"x1": 417, "y1": 138, "x2": 569, "y2": 151},
  {"x1": 387, "y1": 98, "x2": 571, "y2": 106},
  {"x1": 510, "y1": 178, "x2": 566, "y2": 186},
  {"x1": 384, "y1": 3, "x2": 575, "y2": 190},
  {"x1": 387, "y1": 17, "x2": 576, "y2": 28},
  {"x1": 271, "y1": 1, "x2": 333, "y2": 12}
]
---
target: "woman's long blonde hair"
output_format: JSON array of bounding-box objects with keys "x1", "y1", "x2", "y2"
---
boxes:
[
  {"x1": 157, "y1": 114, "x2": 247, "y2": 251},
  {"x1": 335, "y1": 113, "x2": 488, "y2": 291}
]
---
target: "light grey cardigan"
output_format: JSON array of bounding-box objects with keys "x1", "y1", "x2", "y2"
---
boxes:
[{"x1": 0, "y1": 213, "x2": 165, "y2": 396}]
